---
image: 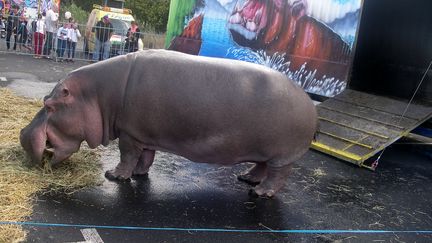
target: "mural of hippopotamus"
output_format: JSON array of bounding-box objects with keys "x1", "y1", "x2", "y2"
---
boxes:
[
  {"x1": 20, "y1": 50, "x2": 317, "y2": 198},
  {"x1": 228, "y1": 0, "x2": 352, "y2": 81}
]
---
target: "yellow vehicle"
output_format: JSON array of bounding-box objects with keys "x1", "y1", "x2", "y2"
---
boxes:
[{"x1": 84, "y1": 4, "x2": 142, "y2": 57}]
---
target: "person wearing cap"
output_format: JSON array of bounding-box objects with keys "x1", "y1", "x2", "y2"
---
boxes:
[{"x1": 92, "y1": 14, "x2": 113, "y2": 61}]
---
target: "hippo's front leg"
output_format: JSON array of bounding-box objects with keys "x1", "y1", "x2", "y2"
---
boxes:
[
  {"x1": 132, "y1": 149, "x2": 155, "y2": 176},
  {"x1": 105, "y1": 134, "x2": 142, "y2": 181}
]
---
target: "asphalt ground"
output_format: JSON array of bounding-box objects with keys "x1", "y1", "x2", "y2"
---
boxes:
[{"x1": 1, "y1": 52, "x2": 432, "y2": 243}]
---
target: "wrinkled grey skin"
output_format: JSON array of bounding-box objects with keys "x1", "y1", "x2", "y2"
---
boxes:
[{"x1": 20, "y1": 49, "x2": 317, "y2": 197}]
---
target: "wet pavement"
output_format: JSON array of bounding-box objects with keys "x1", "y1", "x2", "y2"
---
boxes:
[{"x1": 1, "y1": 52, "x2": 432, "y2": 242}]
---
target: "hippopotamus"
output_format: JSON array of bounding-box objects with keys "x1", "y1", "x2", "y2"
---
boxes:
[
  {"x1": 20, "y1": 49, "x2": 317, "y2": 197},
  {"x1": 228, "y1": 0, "x2": 351, "y2": 81}
]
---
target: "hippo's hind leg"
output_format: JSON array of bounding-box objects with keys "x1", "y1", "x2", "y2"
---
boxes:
[
  {"x1": 105, "y1": 134, "x2": 142, "y2": 181},
  {"x1": 132, "y1": 149, "x2": 155, "y2": 177},
  {"x1": 237, "y1": 163, "x2": 267, "y2": 186},
  {"x1": 250, "y1": 160, "x2": 294, "y2": 198}
]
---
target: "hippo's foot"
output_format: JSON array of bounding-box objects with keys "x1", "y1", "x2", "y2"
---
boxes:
[
  {"x1": 249, "y1": 186, "x2": 276, "y2": 198},
  {"x1": 132, "y1": 164, "x2": 150, "y2": 176},
  {"x1": 248, "y1": 163, "x2": 293, "y2": 198},
  {"x1": 131, "y1": 173, "x2": 149, "y2": 180},
  {"x1": 237, "y1": 163, "x2": 267, "y2": 186},
  {"x1": 132, "y1": 170, "x2": 149, "y2": 176},
  {"x1": 131, "y1": 168, "x2": 150, "y2": 179},
  {"x1": 131, "y1": 149, "x2": 155, "y2": 178},
  {"x1": 105, "y1": 169, "x2": 132, "y2": 182}
]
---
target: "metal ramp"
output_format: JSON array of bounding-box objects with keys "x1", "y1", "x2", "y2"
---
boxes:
[{"x1": 311, "y1": 89, "x2": 432, "y2": 169}]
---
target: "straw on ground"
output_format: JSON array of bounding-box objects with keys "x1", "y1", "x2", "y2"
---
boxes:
[{"x1": 0, "y1": 88, "x2": 102, "y2": 242}]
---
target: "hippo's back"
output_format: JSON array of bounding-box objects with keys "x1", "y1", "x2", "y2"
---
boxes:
[{"x1": 119, "y1": 50, "x2": 317, "y2": 164}]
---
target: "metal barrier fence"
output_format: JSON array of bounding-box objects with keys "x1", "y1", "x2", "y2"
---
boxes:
[{"x1": 0, "y1": 19, "x2": 166, "y2": 62}]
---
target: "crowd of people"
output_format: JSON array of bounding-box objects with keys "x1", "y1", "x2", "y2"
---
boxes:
[
  {"x1": 1, "y1": 4, "x2": 142, "y2": 63},
  {"x1": 3, "y1": 5, "x2": 81, "y2": 62}
]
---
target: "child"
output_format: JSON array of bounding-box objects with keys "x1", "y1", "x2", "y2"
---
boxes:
[
  {"x1": 66, "y1": 19, "x2": 80, "y2": 62},
  {"x1": 56, "y1": 23, "x2": 68, "y2": 62},
  {"x1": 33, "y1": 14, "x2": 45, "y2": 58},
  {"x1": 125, "y1": 21, "x2": 141, "y2": 53}
]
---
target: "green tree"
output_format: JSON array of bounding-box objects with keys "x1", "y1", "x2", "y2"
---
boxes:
[
  {"x1": 60, "y1": 3, "x2": 90, "y2": 25},
  {"x1": 61, "y1": 0, "x2": 100, "y2": 12},
  {"x1": 62, "y1": 0, "x2": 170, "y2": 33},
  {"x1": 125, "y1": 0, "x2": 170, "y2": 33}
]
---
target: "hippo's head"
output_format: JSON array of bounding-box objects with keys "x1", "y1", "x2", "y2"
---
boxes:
[
  {"x1": 20, "y1": 76, "x2": 103, "y2": 166},
  {"x1": 228, "y1": 0, "x2": 307, "y2": 47}
]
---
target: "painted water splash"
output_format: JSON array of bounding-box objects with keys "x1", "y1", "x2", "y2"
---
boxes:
[
  {"x1": 227, "y1": 47, "x2": 346, "y2": 97},
  {"x1": 288, "y1": 63, "x2": 347, "y2": 97},
  {"x1": 227, "y1": 48, "x2": 290, "y2": 74}
]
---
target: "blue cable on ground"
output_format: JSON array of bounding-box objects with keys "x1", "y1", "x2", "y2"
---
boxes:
[{"x1": 1, "y1": 221, "x2": 431, "y2": 234}]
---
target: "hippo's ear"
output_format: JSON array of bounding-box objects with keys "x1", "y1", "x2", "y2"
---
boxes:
[{"x1": 61, "y1": 88, "x2": 70, "y2": 97}]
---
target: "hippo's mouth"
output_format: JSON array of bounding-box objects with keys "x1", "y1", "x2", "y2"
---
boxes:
[
  {"x1": 227, "y1": 0, "x2": 268, "y2": 40},
  {"x1": 41, "y1": 132, "x2": 81, "y2": 165},
  {"x1": 45, "y1": 140, "x2": 54, "y2": 153},
  {"x1": 42, "y1": 140, "x2": 55, "y2": 163}
]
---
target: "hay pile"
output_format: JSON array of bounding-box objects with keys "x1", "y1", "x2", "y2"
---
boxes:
[{"x1": 0, "y1": 88, "x2": 103, "y2": 242}]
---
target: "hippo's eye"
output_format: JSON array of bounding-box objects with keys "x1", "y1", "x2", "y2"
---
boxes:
[{"x1": 45, "y1": 105, "x2": 55, "y2": 113}]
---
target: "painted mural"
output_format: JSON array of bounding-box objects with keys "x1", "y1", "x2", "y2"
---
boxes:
[
  {"x1": 11, "y1": 0, "x2": 38, "y2": 8},
  {"x1": 40, "y1": 0, "x2": 60, "y2": 12},
  {"x1": 7, "y1": 0, "x2": 60, "y2": 18},
  {"x1": 10, "y1": 0, "x2": 59, "y2": 10},
  {"x1": 166, "y1": 0, "x2": 362, "y2": 97}
]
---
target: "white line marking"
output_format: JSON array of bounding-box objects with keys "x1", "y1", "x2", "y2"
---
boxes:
[
  {"x1": 0, "y1": 77, "x2": 7, "y2": 82},
  {"x1": 80, "y1": 228, "x2": 104, "y2": 243}
]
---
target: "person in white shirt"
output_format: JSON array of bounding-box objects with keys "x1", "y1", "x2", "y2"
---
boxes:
[
  {"x1": 55, "y1": 24, "x2": 68, "y2": 61},
  {"x1": 42, "y1": 5, "x2": 58, "y2": 57},
  {"x1": 33, "y1": 13, "x2": 45, "y2": 58},
  {"x1": 66, "y1": 18, "x2": 81, "y2": 62}
]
